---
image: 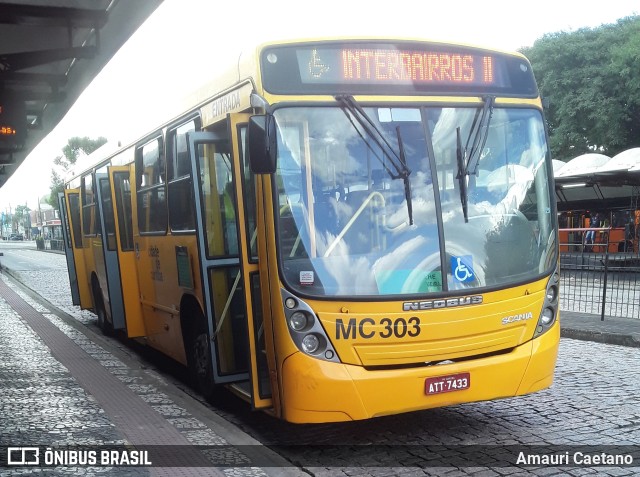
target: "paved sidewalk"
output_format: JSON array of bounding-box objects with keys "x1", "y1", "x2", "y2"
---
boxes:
[{"x1": 561, "y1": 310, "x2": 640, "y2": 347}]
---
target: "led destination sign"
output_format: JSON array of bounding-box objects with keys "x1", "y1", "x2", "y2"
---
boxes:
[
  {"x1": 310, "y1": 48, "x2": 495, "y2": 85},
  {"x1": 261, "y1": 42, "x2": 538, "y2": 97}
]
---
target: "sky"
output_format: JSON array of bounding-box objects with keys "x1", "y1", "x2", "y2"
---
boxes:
[{"x1": 1, "y1": 0, "x2": 638, "y2": 211}]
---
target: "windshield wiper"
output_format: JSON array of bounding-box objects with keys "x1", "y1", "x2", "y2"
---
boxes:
[
  {"x1": 456, "y1": 95, "x2": 495, "y2": 222},
  {"x1": 465, "y1": 95, "x2": 495, "y2": 176},
  {"x1": 335, "y1": 94, "x2": 414, "y2": 225},
  {"x1": 396, "y1": 125, "x2": 413, "y2": 225},
  {"x1": 455, "y1": 127, "x2": 469, "y2": 222}
]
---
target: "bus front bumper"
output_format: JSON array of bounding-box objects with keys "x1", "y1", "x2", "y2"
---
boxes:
[{"x1": 280, "y1": 321, "x2": 559, "y2": 423}]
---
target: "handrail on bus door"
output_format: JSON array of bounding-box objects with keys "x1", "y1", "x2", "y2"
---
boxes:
[
  {"x1": 324, "y1": 191, "x2": 386, "y2": 257},
  {"x1": 212, "y1": 228, "x2": 258, "y2": 340}
]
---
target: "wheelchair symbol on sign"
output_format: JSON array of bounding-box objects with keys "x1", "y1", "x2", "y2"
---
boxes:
[{"x1": 452, "y1": 256, "x2": 474, "y2": 283}]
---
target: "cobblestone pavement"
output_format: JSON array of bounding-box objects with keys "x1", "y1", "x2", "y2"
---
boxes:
[
  {"x1": 2, "y1": 249, "x2": 640, "y2": 476},
  {"x1": 207, "y1": 338, "x2": 640, "y2": 476},
  {"x1": 0, "y1": 269, "x2": 292, "y2": 477},
  {"x1": 0, "y1": 280, "x2": 147, "y2": 477}
]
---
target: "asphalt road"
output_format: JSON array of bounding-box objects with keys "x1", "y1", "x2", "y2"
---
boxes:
[{"x1": 0, "y1": 241, "x2": 63, "y2": 270}]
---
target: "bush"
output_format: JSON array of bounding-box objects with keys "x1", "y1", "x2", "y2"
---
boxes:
[{"x1": 36, "y1": 236, "x2": 45, "y2": 250}]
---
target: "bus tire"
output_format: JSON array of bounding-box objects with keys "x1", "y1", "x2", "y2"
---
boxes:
[
  {"x1": 92, "y1": 281, "x2": 113, "y2": 336},
  {"x1": 187, "y1": 310, "x2": 216, "y2": 401}
]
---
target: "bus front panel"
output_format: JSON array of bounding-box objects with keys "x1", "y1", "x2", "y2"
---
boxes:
[{"x1": 264, "y1": 99, "x2": 559, "y2": 422}]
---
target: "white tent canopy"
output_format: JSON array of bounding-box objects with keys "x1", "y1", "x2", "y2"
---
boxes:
[
  {"x1": 554, "y1": 147, "x2": 640, "y2": 212},
  {"x1": 554, "y1": 153, "x2": 611, "y2": 178}
]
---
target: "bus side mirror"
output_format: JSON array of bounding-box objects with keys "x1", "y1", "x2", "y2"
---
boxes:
[{"x1": 248, "y1": 114, "x2": 277, "y2": 174}]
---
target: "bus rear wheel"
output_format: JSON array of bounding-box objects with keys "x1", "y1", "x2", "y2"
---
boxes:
[
  {"x1": 187, "y1": 312, "x2": 216, "y2": 401},
  {"x1": 92, "y1": 282, "x2": 113, "y2": 336}
]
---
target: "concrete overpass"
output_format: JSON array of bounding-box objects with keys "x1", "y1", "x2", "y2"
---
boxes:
[{"x1": 0, "y1": 0, "x2": 163, "y2": 188}]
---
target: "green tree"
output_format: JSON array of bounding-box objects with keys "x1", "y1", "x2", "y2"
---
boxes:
[
  {"x1": 521, "y1": 16, "x2": 640, "y2": 160},
  {"x1": 13, "y1": 204, "x2": 30, "y2": 234},
  {"x1": 47, "y1": 136, "x2": 107, "y2": 209}
]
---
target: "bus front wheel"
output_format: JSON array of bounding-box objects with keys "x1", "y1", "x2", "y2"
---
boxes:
[
  {"x1": 187, "y1": 312, "x2": 216, "y2": 401},
  {"x1": 92, "y1": 282, "x2": 113, "y2": 336}
]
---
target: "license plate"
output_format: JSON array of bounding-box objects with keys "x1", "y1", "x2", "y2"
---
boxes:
[{"x1": 425, "y1": 372, "x2": 470, "y2": 395}]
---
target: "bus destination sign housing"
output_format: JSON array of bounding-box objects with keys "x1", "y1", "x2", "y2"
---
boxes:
[{"x1": 260, "y1": 41, "x2": 538, "y2": 98}]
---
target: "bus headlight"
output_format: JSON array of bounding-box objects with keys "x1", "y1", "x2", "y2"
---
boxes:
[
  {"x1": 545, "y1": 285, "x2": 558, "y2": 304},
  {"x1": 302, "y1": 334, "x2": 320, "y2": 354},
  {"x1": 534, "y1": 268, "x2": 559, "y2": 338},
  {"x1": 541, "y1": 307, "x2": 555, "y2": 325},
  {"x1": 289, "y1": 311, "x2": 310, "y2": 331},
  {"x1": 281, "y1": 289, "x2": 340, "y2": 363}
]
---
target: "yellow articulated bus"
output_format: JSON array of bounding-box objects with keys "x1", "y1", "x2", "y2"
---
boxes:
[{"x1": 59, "y1": 38, "x2": 560, "y2": 423}]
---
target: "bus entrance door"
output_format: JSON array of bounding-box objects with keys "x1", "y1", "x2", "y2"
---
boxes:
[
  {"x1": 189, "y1": 123, "x2": 274, "y2": 410},
  {"x1": 94, "y1": 172, "x2": 126, "y2": 331},
  {"x1": 58, "y1": 191, "x2": 81, "y2": 306},
  {"x1": 60, "y1": 189, "x2": 92, "y2": 309},
  {"x1": 108, "y1": 166, "x2": 146, "y2": 338}
]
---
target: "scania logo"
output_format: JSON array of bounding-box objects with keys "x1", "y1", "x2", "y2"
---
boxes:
[
  {"x1": 501, "y1": 312, "x2": 533, "y2": 325},
  {"x1": 402, "y1": 295, "x2": 483, "y2": 311}
]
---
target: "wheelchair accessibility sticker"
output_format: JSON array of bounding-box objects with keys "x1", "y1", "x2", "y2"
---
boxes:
[{"x1": 451, "y1": 256, "x2": 475, "y2": 283}]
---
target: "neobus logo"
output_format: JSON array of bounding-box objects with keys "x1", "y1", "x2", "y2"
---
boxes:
[{"x1": 402, "y1": 295, "x2": 483, "y2": 311}]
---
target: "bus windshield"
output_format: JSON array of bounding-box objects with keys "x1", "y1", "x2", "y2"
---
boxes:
[{"x1": 273, "y1": 105, "x2": 556, "y2": 297}]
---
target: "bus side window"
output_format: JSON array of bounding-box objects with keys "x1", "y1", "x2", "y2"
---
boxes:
[
  {"x1": 99, "y1": 177, "x2": 117, "y2": 250},
  {"x1": 136, "y1": 136, "x2": 167, "y2": 234},
  {"x1": 112, "y1": 172, "x2": 134, "y2": 251},
  {"x1": 81, "y1": 173, "x2": 97, "y2": 237},
  {"x1": 197, "y1": 140, "x2": 239, "y2": 258},
  {"x1": 216, "y1": 150, "x2": 238, "y2": 256},
  {"x1": 67, "y1": 193, "x2": 83, "y2": 248},
  {"x1": 168, "y1": 118, "x2": 200, "y2": 232},
  {"x1": 239, "y1": 126, "x2": 258, "y2": 260}
]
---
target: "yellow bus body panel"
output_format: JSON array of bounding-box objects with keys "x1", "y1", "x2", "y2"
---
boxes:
[
  {"x1": 516, "y1": 312, "x2": 560, "y2": 394},
  {"x1": 108, "y1": 165, "x2": 146, "y2": 338},
  {"x1": 135, "y1": 235, "x2": 196, "y2": 365},
  {"x1": 119, "y1": 250, "x2": 146, "y2": 337},
  {"x1": 272, "y1": 275, "x2": 558, "y2": 423},
  {"x1": 319, "y1": 280, "x2": 545, "y2": 367},
  {"x1": 64, "y1": 189, "x2": 93, "y2": 309},
  {"x1": 280, "y1": 321, "x2": 559, "y2": 423}
]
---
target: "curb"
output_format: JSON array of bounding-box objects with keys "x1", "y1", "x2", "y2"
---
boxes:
[{"x1": 560, "y1": 328, "x2": 640, "y2": 348}]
